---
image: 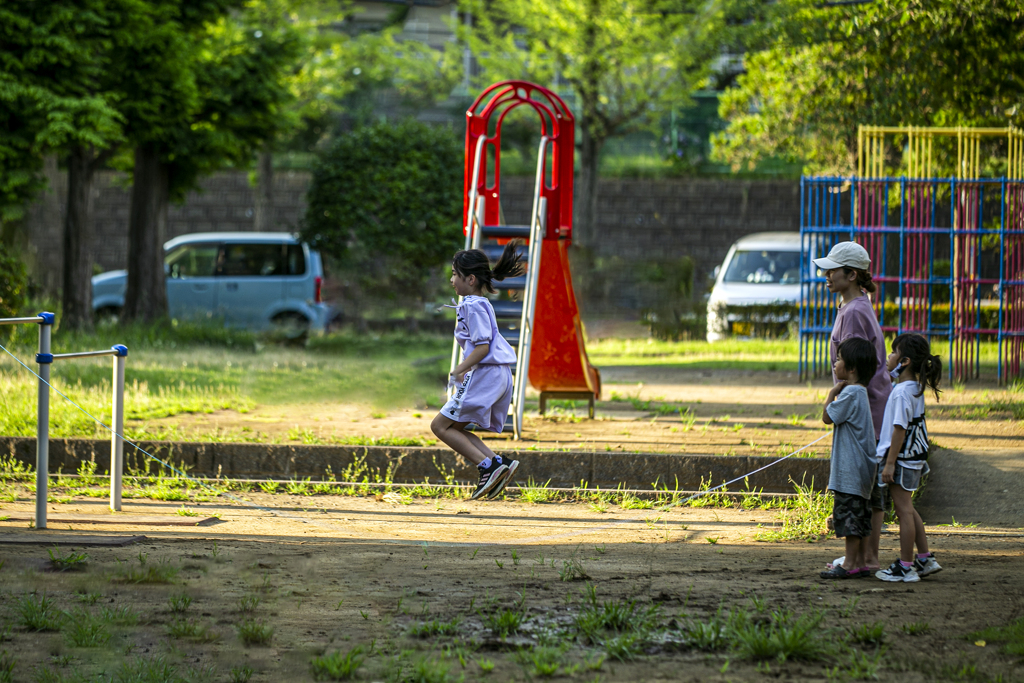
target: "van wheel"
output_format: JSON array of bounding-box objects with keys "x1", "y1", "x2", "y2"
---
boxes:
[
  {"x1": 271, "y1": 312, "x2": 310, "y2": 341},
  {"x1": 94, "y1": 306, "x2": 122, "y2": 325}
]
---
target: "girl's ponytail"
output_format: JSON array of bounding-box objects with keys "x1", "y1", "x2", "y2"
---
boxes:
[
  {"x1": 451, "y1": 239, "x2": 526, "y2": 294},
  {"x1": 492, "y1": 239, "x2": 526, "y2": 282},
  {"x1": 891, "y1": 333, "x2": 942, "y2": 401},
  {"x1": 841, "y1": 267, "x2": 876, "y2": 293},
  {"x1": 921, "y1": 353, "x2": 943, "y2": 401}
]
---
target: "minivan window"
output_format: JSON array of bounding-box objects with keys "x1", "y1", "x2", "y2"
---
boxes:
[
  {"x1": 216, "y1": 243, "x2": 304, "y2": 277},
  {"x1": 166, "y1": 244, "x2": 219, "y2": 279},
  {"x1": 724, "y1": 250, "x2": 800, "y2": 285},
  {"x1": 286, "y1": 244, "x2": 306, "y2": 275}
]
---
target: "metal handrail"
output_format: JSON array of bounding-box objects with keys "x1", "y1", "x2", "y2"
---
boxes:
[
  {"x1": 450, "y1": 136, "x2": 492, "y2": 381},
  {"x1": 512, "y1": 136, "x2": 549, "y2": 438},
  {"x1": 464, "y1": 135, "x2": 488, "y2": 250}
]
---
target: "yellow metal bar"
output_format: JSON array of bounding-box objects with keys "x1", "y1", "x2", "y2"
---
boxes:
[
  {"x1": 857, "y1": 125, "x2": 863, "y2": 177},
  {"x1": 860, "y1": 126, "x2": 1011, "y2": 136}
]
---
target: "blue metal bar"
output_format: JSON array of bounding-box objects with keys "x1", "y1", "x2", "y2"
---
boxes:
[
  {"x1": 998, "y1": 178, "x2": 1007, "y2": 383},
  {"x1": 897, "y1": 177, "x2": 906, "y2": 333}
]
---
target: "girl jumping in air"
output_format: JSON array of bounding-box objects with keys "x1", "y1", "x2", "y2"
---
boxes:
[
  {"x1": 431, "y1": 241, "x2": 525, "y2": 501},
  {"x1": 875, "y1": 333, "x2": 943, "y2": 582}
]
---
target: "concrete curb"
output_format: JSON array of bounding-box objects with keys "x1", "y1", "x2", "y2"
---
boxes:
[{"x1": 0, "y1": 437, "x2": 829, "y2": 494}]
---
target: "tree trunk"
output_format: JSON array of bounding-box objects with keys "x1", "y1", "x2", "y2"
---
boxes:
[
  {"x1": 61, "y1": 146, "x2": 97, "y2": 331},
  {"x1": 574, "y1": 123, "x2": 602, "y2": 247},
  {"x1": 253, "y1": 146, "x2": 274, "y2": 232},
  {"x1": 122, "y1": 143, "x2": 169, "y2": 323}
]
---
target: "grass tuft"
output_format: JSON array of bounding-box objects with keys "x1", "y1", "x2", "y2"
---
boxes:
[
  {"x1": 112, "y1": 553, "x2": 179, "y2": 584},
  {"x1": 166, "y1": 618, "x2": 220, "y2": 642},
  {"x1": 754, "y1": 478, "x2": 831, "y2": 542},
  {"x1": 63, "y1": 610, "x2": 111, "y2": 648},
  {"x1": 901, "y1": 621, "x2": 931, "y2": 636},
  {"x1": 409, "y1": 617, "x2": 461, "y2": 638},
  {"x1": 518, "y1": 478, "x2": 556, "y2": 504},
  {"x1": 310, "y1": 645, "x2": 364, "y2": 681},
  {"x1": 47, "y1": 547, "x2": 89, "y2": 572},
  {"x1": 237, "y1": 619, "x2": 273, "y2": 646},
  {"x1": 16, "y1": 593, "x2": 66, "y2": 632}
]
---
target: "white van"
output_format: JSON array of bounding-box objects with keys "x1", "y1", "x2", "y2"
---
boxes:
[{"x1": 706, "y1": 232, "x2": 801, "y2": 342}]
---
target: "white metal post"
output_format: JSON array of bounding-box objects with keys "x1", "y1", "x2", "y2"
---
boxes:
[
  {"x1": 472, "y1": 196, "x2": 485, "y2": 249},
  {"x1": 35, "y1": 312, "x2": 54, "y2": 530},
  {"x1": 110, "y1": 345, "x2": 127, "y2": 511}
]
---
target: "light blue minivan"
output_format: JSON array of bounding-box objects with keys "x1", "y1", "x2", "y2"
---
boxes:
[{"x1": 92, "y1": 232, "x2": 337, "y2": 336}]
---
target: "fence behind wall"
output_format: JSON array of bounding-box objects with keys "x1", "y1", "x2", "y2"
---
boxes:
[{"x1": 799, "y1": 176, "x2": 1024, "y2": 384}]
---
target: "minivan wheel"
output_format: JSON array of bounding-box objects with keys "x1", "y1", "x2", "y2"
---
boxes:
[
  {"x1": 94, "y1": 306, "x2": 122, "y2": 325},
  {"x1": 270, "y1": 312, "x2": 310, "y2": 341}
]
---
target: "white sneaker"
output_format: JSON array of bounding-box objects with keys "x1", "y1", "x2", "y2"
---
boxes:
[
  {"x1": 914, "y1": 554, "x2": 943, "y2": 577},
  {"x1": 876, "y1": 560, "x2": 920, "y2": 583}
]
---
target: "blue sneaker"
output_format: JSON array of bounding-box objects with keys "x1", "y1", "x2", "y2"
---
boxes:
[
  {"x1": 470, "y1": 458, "x2": 508, "y2": 501},
  {"x1": 486, "y1": 458, "x2": 519, "y2": 500}
]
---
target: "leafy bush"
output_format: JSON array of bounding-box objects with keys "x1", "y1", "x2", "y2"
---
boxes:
[
  {"x1": 0, "y1": 246, "x2": 27, "y2": 319},
  {"x1": 302, "y1": 120, "x2": 463, "y2": 313}
]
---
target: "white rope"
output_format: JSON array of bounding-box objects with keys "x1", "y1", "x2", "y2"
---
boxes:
[{"x1": 0, "y1": 341, "x2": 832, "y2": 544}]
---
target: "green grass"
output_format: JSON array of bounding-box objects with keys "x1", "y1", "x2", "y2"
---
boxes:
[
  {"x1": 587, "y1": 337, "x2": 1006, "y2": 374},
  {"x1": 47, "y1": 547, "x2": 89, "y2": 572},
  {"x1": 310, "y1": 646, "x2": 364, "y2": 680},
  {"x1": 63, "y1": 610, "x2": 111, "y2": 647},
  {"x1": 587, "y1": 338, "x2": 799, "y2": 370},
  {"x1": 969, "y1": 616, "x2": 1024, "y2": 657},
  {"x1": 0, "y1": 325, "x2": 452, "y2": 440},
  {"x1": 409, "y1": 617, "x2": 461, "y2": 638},
  {"x1": 237, "y1": 619, "x2": 273, "y2": 645},
  {"x1": 754, "y1": 478, "x2": 832, "y2": 542},
  {"x1": 16, "y1": 593, "x2": 66, "y2": 632},
  {"x1": 112, "y1": 553, "x2": 179, "y2": 584}
]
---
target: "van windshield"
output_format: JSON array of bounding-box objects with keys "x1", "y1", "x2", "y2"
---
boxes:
[{"x1": 724, "y1": 250, "x2": 800, "y2": 284}]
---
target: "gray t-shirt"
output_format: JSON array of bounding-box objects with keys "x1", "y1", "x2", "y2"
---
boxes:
[{"x1": 826, "y1": 384, "x2": 877, "y2": 499}]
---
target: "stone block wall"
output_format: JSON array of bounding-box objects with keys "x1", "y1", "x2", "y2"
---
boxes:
[{"x1": 25, "y1": 171, "x2": 800, "y2": 318}]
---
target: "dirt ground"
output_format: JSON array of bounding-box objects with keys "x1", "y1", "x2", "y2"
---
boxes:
[
  {"x1": 1, "y1": 494, "x2": 1022, "y2": 682},
  {"x1": 1, "y1": 366, "x2": 1020, "y2": 681},
  {"x1": 150, "y1": 367, "x2": 1023, "y2": 458}
]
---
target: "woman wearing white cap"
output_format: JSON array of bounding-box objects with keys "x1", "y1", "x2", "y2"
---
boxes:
[{"x1": 813, "y1": 241, "x2": 892, "y2": 572}]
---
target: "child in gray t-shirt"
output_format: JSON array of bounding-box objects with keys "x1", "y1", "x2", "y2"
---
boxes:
[{"x1": 819, "y1": 337, "x2": 878, "y2": 580}]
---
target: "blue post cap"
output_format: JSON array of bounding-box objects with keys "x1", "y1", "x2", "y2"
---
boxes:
[
  {"x1": 36, "y1": 353, "x2": 53, "y2": 364},
  {"x1": 112, "y1": 344, "x2": 128, "y2": 357},
  {"x1": 37, "y1": 312, "x2": 55, "y2": 325}
]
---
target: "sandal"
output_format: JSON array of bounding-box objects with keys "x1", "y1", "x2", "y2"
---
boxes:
[{"x1": 820, "y1": 565, "x2": 866, "y2": 579}]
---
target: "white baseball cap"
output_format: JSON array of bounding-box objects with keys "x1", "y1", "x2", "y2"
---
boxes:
[{"x1": 812, "y1": 241, "x2": 871, "y2": 270}]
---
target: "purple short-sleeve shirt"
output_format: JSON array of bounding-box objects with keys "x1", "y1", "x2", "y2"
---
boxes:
[{"x1": 830, "y1": 295, "x2": 892, "y2": 440}]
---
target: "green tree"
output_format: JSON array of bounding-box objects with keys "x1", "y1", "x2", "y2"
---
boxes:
[
  {"x1": 117, "y1": 0, "x2": 302, "y2": 323},
  {"x1": 0, "y1": 244, "x2": 28, "y2": 319},
  {"x1": 457, "y1": 0, "x2": 728, "y2": 245},
  {"x1": 301, "y1": 120, "x2": 463, "y2": 320},
  {"x1": 0, "y1": 0, "x2": 129, "y2": 329},
  {"x1": 253, "y1": 2, "x2": 456, "y2": 232},
  {"x1": 712, "y1": 0, "x2": 1024, "y2": 175}
]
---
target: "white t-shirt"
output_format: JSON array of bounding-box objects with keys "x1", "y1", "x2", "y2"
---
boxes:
[{"x1": 875, "y1": 381, "x2": 929, "y2": 470}]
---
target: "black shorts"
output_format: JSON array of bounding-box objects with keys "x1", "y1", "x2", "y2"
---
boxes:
[
  {"x1": 832, "y1": 491, "x2": 872, "y2": 539},
  {"x1": 869, "y1": 476, "x2": 887, "y2": 510}
]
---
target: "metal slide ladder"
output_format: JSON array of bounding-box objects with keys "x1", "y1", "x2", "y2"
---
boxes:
[{"x1": 449, "y1": 135, "x2": 549, "y2": 439}]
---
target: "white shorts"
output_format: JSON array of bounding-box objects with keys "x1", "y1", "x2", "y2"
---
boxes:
[{"x1": 439, "y1": 364, "x2": 513, "y2": 433}]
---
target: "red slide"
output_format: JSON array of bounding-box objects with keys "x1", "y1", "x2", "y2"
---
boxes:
[{"x1": 463, "y1": 81, "x2": 601, "y2": 416}]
